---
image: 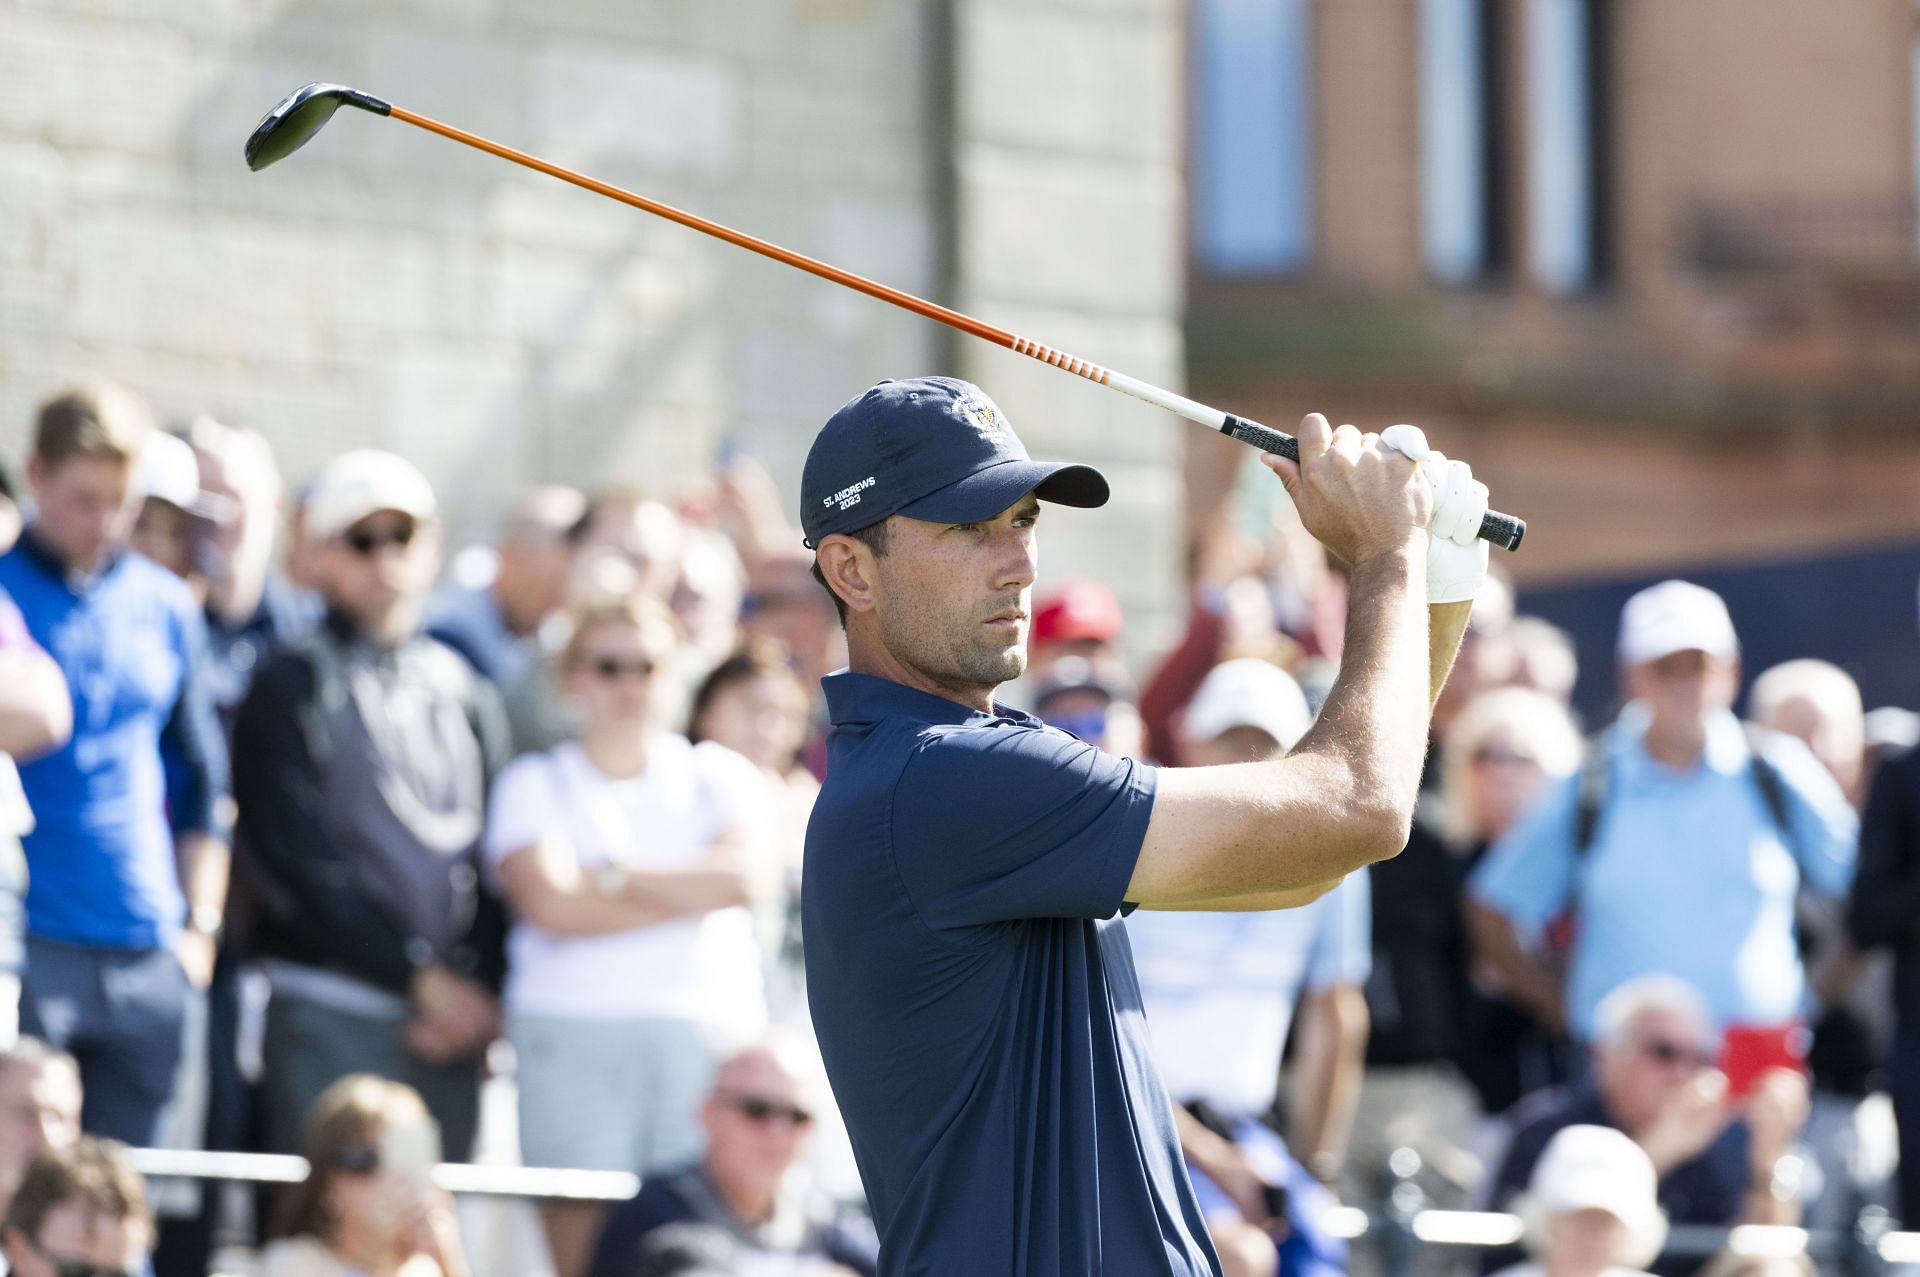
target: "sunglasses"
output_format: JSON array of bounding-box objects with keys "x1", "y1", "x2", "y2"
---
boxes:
[
  {"x1": 1637, "y1": 1036, "x2": 1714, "y2": 1069},
  {"x1": 22, "y1": 1235, "x2": 139, "y2": 1277},
  {"x1": 720, "y1": 1092, "x2": 813, "y2": 1128},
  {"x1": 332, "y1": 1143, "x2": 381, "y2": 1175},
  {"x1": 1045, "y1": 708, "x2": 1110, "y2": 742},
  {"x1": 1471, "y1": 744, "x2": 1539, "y2": 768},
  {"x1": 343, "y1": 522, "x2": 417, "y2": 556},
  {"x1": 583, "y1": 655, "x2": 658, "y2": 681}
]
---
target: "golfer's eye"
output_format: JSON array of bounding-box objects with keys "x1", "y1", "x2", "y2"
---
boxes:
[{"x1": 950, "y1": 521, "x2": 984, "y2": 534}]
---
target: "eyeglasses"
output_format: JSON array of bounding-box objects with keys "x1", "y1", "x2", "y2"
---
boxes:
[
  {"x1": 584, "y1": 655, "x2": 658, "y2": 682},
  {"x1": 343, "y1": 522, "x2": 416, "y2": 557},
  {"x1": 332, "y1": 1143, "x2": 381, "y2": 1175},
  {"x1": 719, "y1": 1092, "x2": 813, "y2": 1128},
  {"x1": 1636, "y1": 1036, "x2": 1714, "y2": 1069},
  {"x1": 22, "y1": 1234, "x2": 141, "y2": 1277}
]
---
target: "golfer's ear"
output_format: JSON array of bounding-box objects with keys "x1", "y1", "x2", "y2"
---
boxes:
[{"x1": 817, "y1": 536, "x2": 877, "y2": 616}]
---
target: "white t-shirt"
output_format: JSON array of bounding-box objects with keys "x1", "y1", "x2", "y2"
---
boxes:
[
  {"x1": 483, "y1": 735, "x2": 768, "y2": 1030},
  {"x1": 1127, "y1": 871, "x2": 1372, "y2": 1115}
]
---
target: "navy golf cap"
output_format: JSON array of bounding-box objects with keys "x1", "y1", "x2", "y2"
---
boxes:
[{"x1": 800, "y1": 377, "x2": 1110, "y2": 548}]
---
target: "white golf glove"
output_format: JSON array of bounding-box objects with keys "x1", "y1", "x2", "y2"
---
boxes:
[{"x1": 1379, "y1": 423, "x2": 1489, "y2": 605}]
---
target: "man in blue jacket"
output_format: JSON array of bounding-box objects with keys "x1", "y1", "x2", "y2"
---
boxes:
[{"x1": 0, "y1": 382, "x2": 229, "y2": 1148}]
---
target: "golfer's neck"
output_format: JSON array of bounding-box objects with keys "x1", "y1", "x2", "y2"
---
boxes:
[{"x1": 847, "y1": 628, "x2": 996, "y2": 715}]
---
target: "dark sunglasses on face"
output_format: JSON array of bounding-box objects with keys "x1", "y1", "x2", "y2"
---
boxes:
[
  {"x1": 1045, "y1": 708, "x2": 1110, "y2": 743},
  {"x1": 23, "y1": 1234, "x2": 140, "y2": 1277},
  {"x1": 333, "y1": 1143, "x2": 381, "y2": 1175},
  {"x1": 1638, "y1": 1036, "x2": 1713, "y2": 1069},
  {"x1": 721, "y1": 1092, "x2": 813, "y2": 1128},
  {"x1": 343, "y1": 521, "x2": 416, "y2": 557},
  {"x1": 585, "y1": 655, "x2": 658, "y2": 681},
  {"x1": 1472, "y1": 744, "x2": 1538, "y2": 768}
]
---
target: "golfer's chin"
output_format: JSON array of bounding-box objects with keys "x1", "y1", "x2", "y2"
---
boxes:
[{"x1": 960, "y1": 636, "x2": 1026, "y2": 688}]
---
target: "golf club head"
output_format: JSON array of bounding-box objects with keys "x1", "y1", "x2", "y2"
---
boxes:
[{"x1": 245, "y1": 82, "x2": 392, "y2": 171}]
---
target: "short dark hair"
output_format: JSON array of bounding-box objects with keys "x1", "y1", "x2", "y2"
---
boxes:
[
  {"x1": 5, "y1": 1136, "x2": 151, "y2": 1244},
  {"x1": 32, "y1": 381, "x2": 154, "y2": 470},
  {"x1": 809, "y1": 520, "x2": 892, "y2": 627}
]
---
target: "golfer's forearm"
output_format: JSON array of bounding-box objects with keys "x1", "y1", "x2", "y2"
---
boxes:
[
  {"x1": 1428, "y1": 599, "x2": 1473, "y2": 710},
  {"x1": 1290, "y1": 545, "x2": 1429, "y2": 847}
]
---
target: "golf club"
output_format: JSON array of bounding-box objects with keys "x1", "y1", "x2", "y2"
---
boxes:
[{"x1": 246, "y1": 82, "x2": 1525, "y2": 551}]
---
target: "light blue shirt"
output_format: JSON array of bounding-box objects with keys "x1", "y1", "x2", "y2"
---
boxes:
[
  {"x1": 1471, "y1": 707, "x2": 1857, "y2": 1040},
  {"x1": 1130, "y1": 872, "x2": 1372, "y2": 1113}
]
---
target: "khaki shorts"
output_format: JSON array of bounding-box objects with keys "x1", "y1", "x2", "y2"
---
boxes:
[{"x1": 509, "y1": 1012, "x2": 731, "y2": 1175}]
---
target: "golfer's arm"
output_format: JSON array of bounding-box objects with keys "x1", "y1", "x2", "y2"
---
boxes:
[
  {"x1": 1126, "y1": 546, "x2": 1429, "y2": 908},
  {"x1": 1428, "y1": 599, "x2": 1472, "y2": 709},
  {"x1": 1138, "y1": 600, "x2": 1474, "y2": 913}
]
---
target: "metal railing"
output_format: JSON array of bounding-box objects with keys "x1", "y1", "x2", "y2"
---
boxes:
[
  {"x1": 125, "y1": 1147, "x2": 638, "y2": 1202},
  {"x1": 124, "y1": 1148, "x2": 1920, "y2": 1275}
]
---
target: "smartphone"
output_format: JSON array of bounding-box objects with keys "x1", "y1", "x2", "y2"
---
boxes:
[
  {"x1": 1719, "y1": 1022, "x2": 1808, "y2": 1099},
  {"x1": 379, "y1": 1119, "x2": 442, "y2": 1189}
]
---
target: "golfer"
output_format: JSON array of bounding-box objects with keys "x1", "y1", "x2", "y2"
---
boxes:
[{"x1": 800, "y1": 377, "x2": 1489, "y2": 1274}]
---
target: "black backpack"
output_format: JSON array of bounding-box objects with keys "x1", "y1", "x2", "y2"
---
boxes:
[{"x1": 1571, "y1": 722, "x2": 1800, "y2": 863}]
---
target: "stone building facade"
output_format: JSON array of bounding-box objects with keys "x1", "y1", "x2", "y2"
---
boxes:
[{"x1": 0, "y1": 0, "x2": 1185, "y2": 644}]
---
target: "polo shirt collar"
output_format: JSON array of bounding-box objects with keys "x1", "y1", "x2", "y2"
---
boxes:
[
  {"x1": 1615, "y1": 702, "x2": 1750, "y2": 778},
  {"x1": 822, "y1": 668, "x2": 1038, "y2": 728},
  {"x1": 17, "y1": 525, "x2": 123, "y2": 596}
]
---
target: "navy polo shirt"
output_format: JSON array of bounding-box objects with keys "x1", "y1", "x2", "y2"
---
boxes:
[{"x1": 803, "y1": 671, "x2": 1218, "y2": 1276}]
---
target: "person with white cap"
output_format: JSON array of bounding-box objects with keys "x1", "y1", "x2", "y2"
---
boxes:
[
  {"x1": 1490, "y1": 1124, "x2": 1668, "y2": 1277},
  {"x1": 1128, "y1": 659, "x2": 1370, "y2": 1277},
  {"x1": 1468, "y1": 579, "x2": 1856, "y2": 1050},
  {"x1": 231, "y1": 450, "x2": 511, "y2": 1162}
]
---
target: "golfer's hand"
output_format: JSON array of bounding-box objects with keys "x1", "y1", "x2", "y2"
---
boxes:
[
  {"x1": 1261, "y1": 414, "x2": 1429, "y2": 568},
  {"x1": 1380, "y1": 424, "x2": 1490, "y2": 604}
]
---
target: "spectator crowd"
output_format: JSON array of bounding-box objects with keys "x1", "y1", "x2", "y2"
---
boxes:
[{"x1": 1, "y1": 377, "x2": 1919, "y2": 1277}]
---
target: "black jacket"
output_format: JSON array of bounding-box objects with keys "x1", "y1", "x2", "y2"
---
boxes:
[
  {"x1": 1849, "y1": 743, "x2": 1920, "y2": 1030},
  {"x1": 231, "y1": 611, "x2": 510, "y2": 993}
]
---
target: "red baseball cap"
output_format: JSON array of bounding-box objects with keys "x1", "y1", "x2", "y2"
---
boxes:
[{"x1": 1032, "y1": 579, "x2": 1123, "y2": 646}]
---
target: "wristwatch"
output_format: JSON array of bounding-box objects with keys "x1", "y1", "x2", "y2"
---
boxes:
[{"x1": 188, "y1": 905, "x2": 225, "y2": 941}]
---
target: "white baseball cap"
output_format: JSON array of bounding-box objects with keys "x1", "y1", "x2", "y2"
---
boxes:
[
  {"x1": 1181, "y1": 658, "x2": 1311, "y2": 751},
  {"x1": 132, "y1": 432, "x2": 199, "y2": 509},
  {"x1": 1520, "y1": 1125, "x2": 1669, "y2": 1268},
  {"x1": 1616, "y1": 579, "x2": 1738, "y2": 667},
  {"x1": 304, "y1": 449, "x2": 437, "y2": 543}
]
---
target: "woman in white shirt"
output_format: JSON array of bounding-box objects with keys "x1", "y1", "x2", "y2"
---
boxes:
[{"x1": 484, "y1": 589, "x2": 770, "y2": 1277}]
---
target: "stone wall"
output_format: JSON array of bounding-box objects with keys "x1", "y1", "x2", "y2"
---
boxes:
[
  {"x1": 0, "y1": 0, "x2": 940, "y2": 548},
  {"x1": 947, "y1": 0, "x2": 1188, "y2": 652},
  {"x1": 0, "y1": 0, "x2": 1190, "y2": 645}
]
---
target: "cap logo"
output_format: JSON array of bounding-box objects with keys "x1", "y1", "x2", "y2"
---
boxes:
[
  {"x1": 957, "y1": 393, "x2": 1003, "y2": 437},
  {"x1": 824, "y1": 475, "x2": 876, "y2": 512}
]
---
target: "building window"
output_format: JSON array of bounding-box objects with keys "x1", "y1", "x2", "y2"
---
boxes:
[
  {"x1": 1419, "y1": 0, "x2": 1505, "y2": 283},
  {"x1": 1525, "y1": 0, "x2": 1609, "y2": 293},
  {"x1": 1191, "y1": 0, "x2": 1314, "y2": 275}
]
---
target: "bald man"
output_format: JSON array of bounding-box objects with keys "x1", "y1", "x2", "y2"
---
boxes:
[{"x1": 587, "y1": 1036, "x2": 876, "y2": 1277}]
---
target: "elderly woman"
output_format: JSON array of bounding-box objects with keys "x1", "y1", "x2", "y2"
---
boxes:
[
  {"x1": 1492, "y1": 1124, "x2": 1667, "y2": 1277},
  {"x1": 261, "y1": 1075, "x2": 466, "y2": 1277}
]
